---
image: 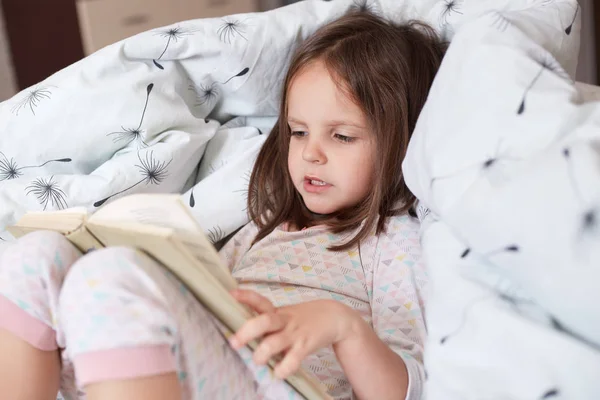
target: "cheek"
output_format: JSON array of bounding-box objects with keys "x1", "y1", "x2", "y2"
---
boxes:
[
  {"x1": 287, "y1": 142, "x2": 298, "y2": 173},
  {"x1": 349, "y1": 145, "x2": 375, "y2": 190},
  {"x1": 351, "y1": 163, "x2": 373, "y2": 191}
]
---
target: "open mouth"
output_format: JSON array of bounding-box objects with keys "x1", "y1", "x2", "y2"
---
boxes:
[{"x1": 303, "y1": 176, "x2": 332, "y2": 193}]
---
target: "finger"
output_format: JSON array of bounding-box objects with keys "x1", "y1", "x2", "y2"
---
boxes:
[
  {"x1": 231, "y1": 289, "x2": 276, "y2": 314},
  {"x1": 231, "y1": 312, "x2": 286, "y2": 350},
  {"x1": 274, "y1": 340, "x2": 307, "y2": 380},
  {"x1": 253, "y1": 333, "x2": 292, "y2": 366}
]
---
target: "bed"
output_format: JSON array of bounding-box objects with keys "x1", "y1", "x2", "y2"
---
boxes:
[{"x1": 1, "y1": 0, "x2": 599, "y2": 398}]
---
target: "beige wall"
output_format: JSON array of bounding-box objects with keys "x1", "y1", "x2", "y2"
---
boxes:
[{"x1": 0, "y1": 6, "x2": 17, "y2": 101}]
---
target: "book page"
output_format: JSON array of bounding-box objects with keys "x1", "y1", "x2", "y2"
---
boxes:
[
  {"x1": 8, "y1": 207, "x2": 88, "y2": 236},
  {"x1": 90, "y1": 194, "x2": 202, "y2": 237}
]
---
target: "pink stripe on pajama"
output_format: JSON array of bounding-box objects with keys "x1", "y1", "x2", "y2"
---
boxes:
[
  {"x1": 0, "y1": 295, "x2": 57, "y2": 351},
  {"x1": 74, "y1": 345, "x2": 176, "y2": 386}
]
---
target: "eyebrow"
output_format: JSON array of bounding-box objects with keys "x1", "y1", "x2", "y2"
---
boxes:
[{"x1": 287, "y1": 117, "x2": 365, "y2": 129}]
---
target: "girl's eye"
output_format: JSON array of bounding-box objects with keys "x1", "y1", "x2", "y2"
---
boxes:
[
  {"x1": 334, "y1": 133, "x2": 355, "y2": 143},
  {"x1": 291, "y1": 131, "x2": 307, "y2": 137}
]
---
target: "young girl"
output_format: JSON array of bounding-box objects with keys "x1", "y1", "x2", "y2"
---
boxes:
[{"x1": 0, "y1": 10, "x2": 445, "y2": 400}]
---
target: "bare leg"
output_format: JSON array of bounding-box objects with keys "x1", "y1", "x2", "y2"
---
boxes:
[
  {"x1": 86, "y1": 373, "x2": 182, "y2": 400},
  {"x1": 0, "y1": 329, "x2": 61, "y2": 400}
]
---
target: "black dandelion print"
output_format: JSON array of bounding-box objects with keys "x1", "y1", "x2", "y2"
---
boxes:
[
  {"x1": 219, "y1": 68, "x2": 250, "y2": 84},
  {"x1": 485, "y1": 244, "x2": 520, "y2": 256},
  {"x1": 134, "y1": 151, "x2": 171, "y2": 185},
  {"x1": 582, "y1": 210, "x2": 598, "y2": 234},
  {"x1": 208, "y1": 226, "x2": 225, "y2": 244},
  {"x1": 188, "y1": 163, "x2": 205, "y2": 208},
  {"x1": 430, "y1": 140, "x2": 520, "y2": 189},
  {"x1": 518, "y1": 52, "x2": 569, "y2": 115},
  {"x1": 351, "y1": 0, "x2": 377, "y2": 13},
  {"x1": 94, "y1": 151, "x2": 172, "y2": 207},
  {"x1": 563, "y1": 147, "x2": 599, "y2": 237},
  {"x1": 19, "y1": 158, "x2": 72, "y2": 171},
  {"x1": 565, "y1": 3, "x2": 579, "y2": 35},
  {"x1": 107, "y1": 83, "x2": 154, "y2": 147},
  {"x1": 461, "y1": 244, "x2": 519, "y2": 259},
  {"x1": 153, "y1": 26, "x2": 195, "y2": 69},
  {"x1": 25, "y1": 176, "x2": 68, "y2": 210},
  {"x1": 489, "y1": 10, "x2": 514, "y2": 32},
  {"x1": 440, "y1": 295, "x2": 492, "y2": 344},
  {"x1": 190, "y1": 68, "x2": 249, "y2": 108},
  {"x1": 551, "y1": 315, "x2": 600, "y2": 351},
  {"x1": 416, "y1": 205, "x2": 431, "y2": 221},
  {"x1": 518, "y1": 67, "x2": 544, "y2": 115},
  {"x1": 540, "y1": 388, "x2": 560, "y2": 399},
  {"x1": 11, "y1": 86, "x2": 54, "y2": 116},
  {"x1": 233, "y1": 170, "x2": 256, "y2": 212},
  {"x1": 194, "y1": 83, "x2": 219, "y2": 107},
  {"x1": 0, "y1": 152, "x2": 72, "y2": 181},
  {"x1": 538, "y1": 50, "x2": 570, "y2": 79},
  {"x1": 217, "y1": 18, "x2": 247, "y2": 44},
  {"x1": 541, "y1": 0, "x2": 579, "y2": 36},
  {"x1": 0, "y1": 152, "x2": 21, "y2": 181},
  {"x1": 439, "y1": 0, "x2": 463, "y2": 27},
  {"x1": 191, "y1": 159, "x2": 224, "y2": 208}
]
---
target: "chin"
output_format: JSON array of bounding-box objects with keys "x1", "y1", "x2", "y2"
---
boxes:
[{"x1": 303, "y1": 200, "x2": 338, "y2": 215}]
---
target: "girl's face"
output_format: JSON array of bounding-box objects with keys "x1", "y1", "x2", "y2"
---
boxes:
[{"x1": 287, "y1": 60, "x2": 375, "y2": 215}]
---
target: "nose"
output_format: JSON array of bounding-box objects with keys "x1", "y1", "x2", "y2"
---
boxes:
[{"x1": 302, "y1": 135, "x2": 327, "y2": 164}]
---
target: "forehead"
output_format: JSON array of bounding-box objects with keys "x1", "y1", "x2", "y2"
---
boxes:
[{"x1": 287, "y1": 61, "x2": 366, "y2": 126}]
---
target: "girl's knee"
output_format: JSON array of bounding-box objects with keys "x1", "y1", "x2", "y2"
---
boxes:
[
  {"x1": 3, "y1": 230, "x2": 74, "y2": 259},
  {"x1": 59, "y1": 247, "x2": 160, "y2": 308},
  {"x1": 22, "y1": 230, "x2": 66, "y2": 244},
  {"x1": 75, "y1": 247, "x2": 139, "y2": 269},
  {"x1": 61, "y1": 247, "x2": 140, "y2": 287},
  {"x1": 58, "y1": 248, "x2": 178, "y2": 354},
  {"x1": 0, "y1": 230, "x2": 80, "y2": 289}
]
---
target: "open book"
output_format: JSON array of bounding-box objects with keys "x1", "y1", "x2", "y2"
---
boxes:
[{"x1": 8, "y1": 194, "x2": 332, "y2": 400}]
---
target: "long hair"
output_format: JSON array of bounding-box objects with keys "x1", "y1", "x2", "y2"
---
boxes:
[{"x1": 248, "y1": 10, "x2": 446, "y2": 251}]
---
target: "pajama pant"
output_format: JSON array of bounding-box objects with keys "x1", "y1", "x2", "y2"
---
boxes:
[{"x1": 0, "y1": 231, "x2": 302, "y2": 400}]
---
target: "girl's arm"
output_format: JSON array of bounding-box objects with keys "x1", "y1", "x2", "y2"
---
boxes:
[
  {"x1": 340, "y1": 215, "x2": 427, "y2": 400},
  {"x1": 333, "y1": 311, "x2": 410, "y2": 400}
]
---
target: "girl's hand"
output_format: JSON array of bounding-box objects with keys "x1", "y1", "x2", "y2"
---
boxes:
[{"x1": 229, "y1": 289, "x2": 364, "y2": 379}]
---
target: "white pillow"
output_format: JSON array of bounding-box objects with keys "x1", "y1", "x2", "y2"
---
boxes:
[{"x1": 403, "y1": 8, "x2": 600, "y2": 399}]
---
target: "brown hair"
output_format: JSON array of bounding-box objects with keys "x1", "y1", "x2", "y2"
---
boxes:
[{"x1": 248, "y1": 10, "x2": 446, "y2": 251}]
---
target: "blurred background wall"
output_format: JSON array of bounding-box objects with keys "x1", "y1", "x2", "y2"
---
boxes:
[{"x1": 0, "y1": 0, "x2": 597, "y2": 101}]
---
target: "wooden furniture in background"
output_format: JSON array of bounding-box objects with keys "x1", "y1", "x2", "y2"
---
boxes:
[
  {"x1": 77, "y1": 0, "x2": 259, "y2": 55},
  {"x1": 1, "y1": 0, "x2": 84, "y2": 90},
  {"x1": 0, "y1": 0, "x2": 264, "y2": 90},
  {"x1": 595, "y1": 0, "x2": 600, "y2": 83}
]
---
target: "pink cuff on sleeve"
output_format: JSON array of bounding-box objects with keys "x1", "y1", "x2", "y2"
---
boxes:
[
  {"x1": 0, "y1": 295, "x2": 57, "y2": 351},
  {"x1": 73, "y1": 344, "x2": 178, "y2": 386}
]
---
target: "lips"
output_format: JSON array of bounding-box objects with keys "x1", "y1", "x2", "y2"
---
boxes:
[{"x1": 303, "y1": 176, "x2": 332, "y2": 193}]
